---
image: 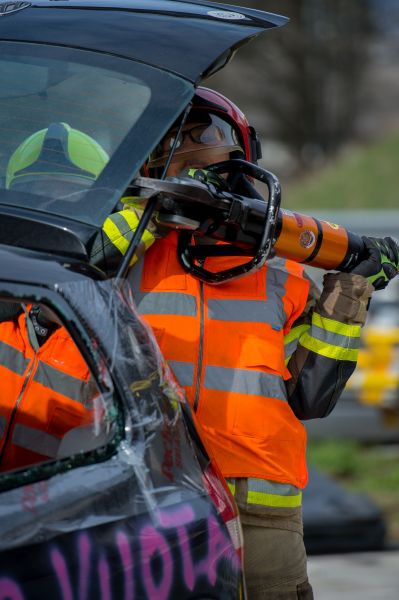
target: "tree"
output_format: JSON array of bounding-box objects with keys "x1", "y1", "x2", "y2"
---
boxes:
[{"x1": 210, "y1": 0, "x2": 375, "y2": 172}]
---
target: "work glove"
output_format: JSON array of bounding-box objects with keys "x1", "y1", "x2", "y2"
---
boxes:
[
  {"x1": 90, "y1": 208, "x2": 156, "y2": 273},
  {"x1": 349, "y1": 236, "x2": 399, "y2": 290}
]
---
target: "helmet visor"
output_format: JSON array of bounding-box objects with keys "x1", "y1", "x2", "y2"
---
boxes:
[{"x1": 148, "y1": 114, "x2": 244, "y2": 168}]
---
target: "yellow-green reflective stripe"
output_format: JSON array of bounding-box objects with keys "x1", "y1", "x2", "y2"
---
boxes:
[
  {"x1": 247, "y1": 489, "x2": 302, "y2": 508},
  {"x1": 284, "y1": 324, "x2": 309, "y2": 346},
  {"x1": 312, "y1": 312, "x2": 361, "y2": 338},
  {"x1": 227, "y1": 481, "x2": 236, "y2": 495},
  {"x1": 102, "y1": 212, "x2": 154, "y2": 257},
  {"x1": 300, "y1": 332, "x2": 359, "y2": 361},
  {"x1": 284, "y1": 325, "x2": 309, "y2": 362},
  {"x1": 310, "y1": 325, "x2": 361, "y2": 350},
  {"x1": 103, "y1": 216, "x2": 129, "y2": 255},
  {"x1": 121, "y1": 211, "x2": 154, "y2": 250}
]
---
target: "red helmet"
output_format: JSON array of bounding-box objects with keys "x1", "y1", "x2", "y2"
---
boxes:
[
  {"x1": 191, "y1": 86, "x2": 262, "y2": 163},
  {"x1": 148, "y1": 86, "x2": 262, "y2": 172}
]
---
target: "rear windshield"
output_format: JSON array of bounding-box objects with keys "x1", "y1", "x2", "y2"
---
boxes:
[{"x1": 0, "y1": 42, "x2": 193, "y2": 226}]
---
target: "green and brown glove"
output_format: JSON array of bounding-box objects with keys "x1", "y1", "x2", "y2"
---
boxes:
[{"x1": 349, "y1": 236, "x2": 399, "y2": 290}]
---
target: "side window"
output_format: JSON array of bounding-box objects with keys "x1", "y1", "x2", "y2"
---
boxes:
[{"x1": 0, "y1": 300, "x2": 116, "y2": 475}]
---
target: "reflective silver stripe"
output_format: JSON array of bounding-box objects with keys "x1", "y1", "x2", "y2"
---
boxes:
[
  {"x1": 247, "y1": 477, "x2": 302, "y2": 507},
  {"x1": 309, "y1": 325, "x2": 361, "y2": 350},
  {"x1": 0, "y1": 340, "x2": 30, "y2": 376},
  {"x1": 0, "y1": 415, "x2": 6, "y2": 438},
  {"x1": 111, "y1": 211, "x2": 134, "y2": 239},
  {"x1": 226, "y1": 477, "x2": 302, "y2": 507},
  {"x1": 265, "y1": 261, "x2": 289, "y2": 325},
  {"x1": 168, "y1": 360, "x2": 194, "y2": 387},
  {"x1": 206, "y1": 263, "x2": 289, "y2": 328},
  {"x1": 207, "y1": 299, "x2": 282, "y2": 329},
  {"x1": 284, "y1": 339, "x2": 298, "y2": 359},
  {"x1": 33, "y1": 361, "x2": 93, "y2": 406},
  {"x1": 247, "y1": 478, "x2": 300, "y2": 496},
  {"x1": 204, "y1": 366, "x2": 287, "y2": 400},
  {"x1": 136, "y1": 292, "x2": 197, "y2": 316},
  {"x1": 12, "y1": 423, "x2": 61, "y2": 458},
  {"x1": 127, "y1": 255, "x2": 197, "y2": 316}
]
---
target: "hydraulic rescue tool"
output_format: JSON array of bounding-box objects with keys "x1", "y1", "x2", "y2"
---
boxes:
[{"x1": 117, "y1": 159, "x2": 379, "y2": 284}]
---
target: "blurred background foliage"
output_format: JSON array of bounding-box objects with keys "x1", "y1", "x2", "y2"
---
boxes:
[
  {"x1": 308, "y1": 440, "x2": 399, "y2": 543},
  {"x1": 209, "y1": 0, "x2": 399, "y2": 209}
]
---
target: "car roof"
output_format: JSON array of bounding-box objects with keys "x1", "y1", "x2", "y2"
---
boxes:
[{"x1": 0, "y1": 0, "x2": 288, "y2": 82}]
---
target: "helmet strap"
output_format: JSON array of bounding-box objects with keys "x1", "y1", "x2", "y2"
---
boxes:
[{"x1": 249, "y1": 126, "x2": 262, "y2": 163}]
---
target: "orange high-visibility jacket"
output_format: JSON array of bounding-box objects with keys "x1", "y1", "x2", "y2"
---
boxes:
[
  {"x1": 129, "y1": 232, "x2": 310, "y2": 488},
  {"x1": 0, "y1": 309, "x2": 94, "y2": 472}
]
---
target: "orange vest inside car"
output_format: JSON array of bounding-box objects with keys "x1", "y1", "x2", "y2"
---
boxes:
[{"x1": 0, "y1": 309, "x2": 94, "y2": 472}]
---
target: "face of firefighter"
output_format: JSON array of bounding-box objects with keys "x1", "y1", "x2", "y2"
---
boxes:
[
  {"x1": 149, "y1": 116, "x2": 243, "y2": 178},
  {"x1": 166, "y1": 147, "x2": 231, "y2": 177}
]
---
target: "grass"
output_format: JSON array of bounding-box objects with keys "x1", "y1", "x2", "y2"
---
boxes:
[
  {"x1": 285, "y1": 131, "x2": 399, "y2": 210},
  {"x1": 307, "y1": 440, "x2": 399, "y2": 544}
]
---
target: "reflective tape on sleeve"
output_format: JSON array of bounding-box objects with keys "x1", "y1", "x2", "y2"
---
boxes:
[
  {"x1": 102, "y1": 211, "x2": 154, "y2": 258},
  {"x1": 300, "y1": 312, "x2": 362, "y2": 361},
  {"x1": 299, "y1": 332, "x2": 359, "y2": 361},
  {"x1": 103, "y1": 212, "x2": 131, "y2": 255},
  {"x1": 120, "y1": 210, "x2": 155, "y2": 251},
  {"x1": 284, "y1": 324, "x2": 309, "y2": 360},
  {"x1": 310, "y1": 324, "x2": 361, "y2": 350},
  {"x1": 312, "y1": 313, "x2": 362, "y2": 338}
]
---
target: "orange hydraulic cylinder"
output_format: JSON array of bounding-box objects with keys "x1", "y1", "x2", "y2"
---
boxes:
[{"x1": 273, "y1": 209, "x2": 363, "y2": 270}]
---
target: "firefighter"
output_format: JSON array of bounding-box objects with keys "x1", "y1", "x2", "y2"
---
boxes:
[
  {"x1": 0, "y1": 123, "x2": 108, "y2": 472},
  {"x1": 0, "y1": 303, "x2": 99, "y2": 472},
  {"x1": 94, "y1": 87, "x2": 399, "y2": 599}
]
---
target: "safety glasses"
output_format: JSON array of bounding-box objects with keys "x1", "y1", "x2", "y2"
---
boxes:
[{"x1": 149, "y1": 113, "x2": 243, "y2": 168}]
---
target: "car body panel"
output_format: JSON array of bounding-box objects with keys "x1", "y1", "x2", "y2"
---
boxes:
[
  {"x1": 0, "y1": 0, "x2": 287, "y2": 82},
  {"x1": 0, "y1": 246, "x2": 241, "y2": 596},
  {"x1": 0, "y1": 1, "x2": 287, "y2": 260},
  {"x1": 0, "y1": 496, "x2": 240, "y2": 599}
]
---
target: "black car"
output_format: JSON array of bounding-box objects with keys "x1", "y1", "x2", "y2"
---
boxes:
[{"x1": 0, "y1": 1, "x2": 287, "y2": 598}]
